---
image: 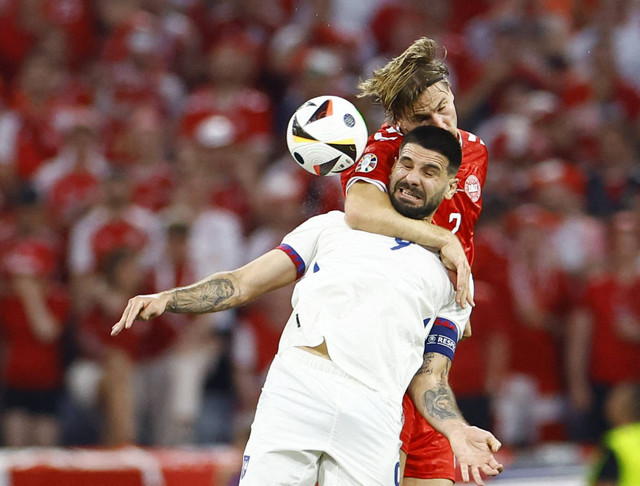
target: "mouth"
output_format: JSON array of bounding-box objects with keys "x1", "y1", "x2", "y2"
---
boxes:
[{"x1": 397, "y1": 186, "x2": 424, "y2": 204}]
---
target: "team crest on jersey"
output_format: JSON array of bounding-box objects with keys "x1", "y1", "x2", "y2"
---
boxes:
[
  {"x1": 464, "y1": 175, "x2": 481, "y2": 202},
  {"x1": 355, "y1": 153, "x2": 378, "y2": 173}
]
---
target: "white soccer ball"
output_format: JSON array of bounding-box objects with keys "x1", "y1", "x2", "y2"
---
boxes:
[{"x1": 286, "y1": 95, "x2": 368, "y2": 176}]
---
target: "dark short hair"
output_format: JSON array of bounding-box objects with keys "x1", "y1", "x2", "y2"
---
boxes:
[{"x1": 400, "y1": 126, "x2": 462, "y2": 175}]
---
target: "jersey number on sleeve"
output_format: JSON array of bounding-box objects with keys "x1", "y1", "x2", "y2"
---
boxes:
[{"x1": 449, "y1": 213, "x2": 461, "y2": 234}]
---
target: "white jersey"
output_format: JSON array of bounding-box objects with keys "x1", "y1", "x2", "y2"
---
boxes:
[{"x1": 277, "y1": 211, "x2": 471, "y2": 405}]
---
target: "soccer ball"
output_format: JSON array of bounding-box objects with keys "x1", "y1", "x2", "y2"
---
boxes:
[{"x1": 286, "y1": 95, "x2": 368, "y2": 176}]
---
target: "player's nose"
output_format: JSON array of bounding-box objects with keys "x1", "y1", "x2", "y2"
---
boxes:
[
  {"x1": 430, "y1": 114, "x2": 447, "y2": 129},
  {"x1": 405, "y1": 169, "x2": 421, "y2": 185}
]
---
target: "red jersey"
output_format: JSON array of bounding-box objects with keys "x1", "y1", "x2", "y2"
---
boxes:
[
  {"x1": 340, "y1": 123, "x2": 488, "y2": 480},
  {"x1": 340, "y1": 123, "x2": 488, "y2": 264},
  {"x1": 580, "y1": 273, "x2": 640, "y2": 384},
  {"x1": 0, "y1": 284, "x2": 70, "y2": 389}
]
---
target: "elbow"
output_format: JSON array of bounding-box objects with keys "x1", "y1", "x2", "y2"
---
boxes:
[
  {"x1": 344, "y1": 204, "x2": 368, "y2": 231},
  {"x1": 344, "y1": 211, "x2": 364, "y2": 230}
]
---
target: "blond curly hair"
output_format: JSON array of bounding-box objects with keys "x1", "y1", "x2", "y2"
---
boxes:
[{"x1": 358, "y1": 37, "x2": 449, "y2": 121}]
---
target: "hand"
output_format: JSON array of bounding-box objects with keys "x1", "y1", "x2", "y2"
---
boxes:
[
  {"x1": 439, "y1": 235, "x2": 474, "y2": 308},
  {"x1": 111, "y1": 292, "x2": 171, "y2": 336},
  {"x1": 32, "y1": 316, "x2": 61, "y2": 343},
  {"x1": 449, "y1": 425, "x2": 503, "y2": 485}
]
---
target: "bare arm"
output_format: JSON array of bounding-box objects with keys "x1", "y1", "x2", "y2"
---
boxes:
[
  {"x1": 407, "y1": 352, "x2": 502, "y2": 485},
  {"x1": 111, "y1": 249, "x2": 297, "y2": 336},
  {"x1": 565, "y1": 308, "x2": 594, "y2": 411},
  {"x1": 345, "y1": 181, "x2": 473, "y2": 307},
  {"x1": 13, "y1": 275, "x2": 61, "y2": 343}
]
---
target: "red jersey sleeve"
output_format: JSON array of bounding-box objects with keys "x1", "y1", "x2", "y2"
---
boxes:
[
  {"x1": 432, "y1": 130, "x2": 488, "y2": 265},
  {"x1": 340, "y1": 124, "x2": 403, "y2": 195}
]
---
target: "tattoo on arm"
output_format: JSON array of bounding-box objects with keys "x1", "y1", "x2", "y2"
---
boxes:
[
  {"x1": 417, "y1": 352, "x2": 461, "y2": 421},
  {"x1": 415, "y1": 353, "x2": 435, "y2": 376},
  {"x1": 422, "y1": 383, "x2": 459, "y2": 421},
  {"x1": 167, "y1": 277, "x2": 236, "y2": 313}
]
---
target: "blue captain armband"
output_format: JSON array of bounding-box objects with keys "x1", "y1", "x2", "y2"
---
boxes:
[{"x1": 424, "y1": 317, "x2": 459, "y2": 361}]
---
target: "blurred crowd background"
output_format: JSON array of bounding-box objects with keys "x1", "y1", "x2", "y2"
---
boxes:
[{"x1": 0, "y1": 0, "x2": 639, "y2": 465}]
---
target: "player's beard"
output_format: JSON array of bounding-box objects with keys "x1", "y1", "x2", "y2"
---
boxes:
[{"x1": 390, "y1": 182, "x2": 446, "y2": 220}]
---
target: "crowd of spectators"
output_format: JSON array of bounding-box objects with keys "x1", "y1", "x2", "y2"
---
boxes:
[{"x1": 0, "y1": 0, "x2": 639, "y2": 454}]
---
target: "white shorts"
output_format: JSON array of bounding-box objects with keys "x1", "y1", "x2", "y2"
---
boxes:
[{"x1": 239, "y1": 347, "x2": 402, "y2": 486}]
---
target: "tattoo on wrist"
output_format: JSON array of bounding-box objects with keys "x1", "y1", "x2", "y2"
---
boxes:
[{"x1": 167, "y1": 277, "x2": 235, "y2": 313}]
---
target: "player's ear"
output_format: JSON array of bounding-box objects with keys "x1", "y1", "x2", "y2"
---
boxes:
[{"x1": 444, "y1": 178, "x2": 458, "y2": 200}]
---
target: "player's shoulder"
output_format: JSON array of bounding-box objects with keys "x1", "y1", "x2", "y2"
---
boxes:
[
  {"x1": 305, "y1": 210, "x2": 347, "y2": 227},
  {"x1": 459, "y1": 129, "x2": 487, "y2": 151},
  {"x1": 372, "y1": 123, "x2": 403, "y2": 140},
  {"x1": 458, "y1": 129, "x2": 488, "y2": 178},
  {"x1": 366, "y1": 124, "x2": 404, "y2": 150}
]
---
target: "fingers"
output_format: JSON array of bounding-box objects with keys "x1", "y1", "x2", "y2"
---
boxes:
[
  {"x1": 480, "y1": 456, "x2": 504, "y2": 475},
  {"x1": 471, "y1": 465, "x2": 484, "y2": 486},
  {"x1": 489, "y1": 456, "x2": 503, "y2": 471},
  {"x1": 111, "y1": 297, "x2": 145, "y2": 336},
  {"x1": 460, "y1": 462, "x2": 470, "y2": 483},
  {"x1": 454, "y1": 265, "x2": 474, "y2": 309},
  {"x1": 487, "y1": 435, "x2": 502, "y2": 452},
  {"x1": 455, "y1": 284, "x2": 467, "y2": 308}
]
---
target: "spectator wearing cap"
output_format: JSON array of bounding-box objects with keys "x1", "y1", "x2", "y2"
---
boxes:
[
  {"x1": 529, "y1": 158, "x2": 606, "y2": 279},
  {"x1": 0, "y1": 232, "x2": 70, "y2": 447},
  {"x1": 179, "y1": 33, "x2": 273, "y2": 156},
  {"x1": 178, "y1": 111, "x2": 261, "y2": 233},
  {"x1": 32, "y1": 106, "x2": 110, "y2": 229},
  {"x1": 566, "y1": 211, "x2": 640, "y2": 443},
  {"x1": 493, "y1": 203, "x2": 573, "y2": 446}
]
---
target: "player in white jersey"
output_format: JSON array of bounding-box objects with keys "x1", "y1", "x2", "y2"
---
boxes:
[{"x1": 112, "y1": 126, "x2": 503, "y2": 486}]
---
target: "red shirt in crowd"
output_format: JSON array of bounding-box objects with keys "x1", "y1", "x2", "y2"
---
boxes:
[
  {"x1": 580, "y1": 273, "x2": 640, "y2": 384},
  {"x1": 0, "y1": 284, "x2": 69, "y2": 389}
]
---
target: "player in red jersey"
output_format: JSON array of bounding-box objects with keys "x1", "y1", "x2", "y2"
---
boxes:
[{"x1": 340, "y1": 38, "x2": 490, "y2": 485}]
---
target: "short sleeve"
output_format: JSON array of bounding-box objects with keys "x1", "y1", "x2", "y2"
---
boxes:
[
  {"x1": 340, "y1": 126, "x2": 402, "y2": 195},
  {"x1": 277, "y1": 213, "x2": 334, "y2": 279},
  {"x1": 424, "y1": 275, "x2": 474, "y2": 359}
]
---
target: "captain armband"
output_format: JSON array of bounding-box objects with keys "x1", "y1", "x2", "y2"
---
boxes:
[{"x1": 424, "y1": 317, "x2": 459, "y2": 362}]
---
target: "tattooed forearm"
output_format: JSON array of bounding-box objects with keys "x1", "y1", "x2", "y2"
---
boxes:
[
  {"x1": 167, "y1": 276, "x2": 236, "y2": 313},
  {"x1": 415, "y1": 352, "x2": 435, "y2": 376},
  {"x1": 413, "y1": 352, "x2": 460, "y2": 422},
  {"x1": 421, "y1": 382, "x2": 460, "y2": 421}
]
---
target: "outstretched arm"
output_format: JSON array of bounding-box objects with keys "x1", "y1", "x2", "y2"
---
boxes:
[
  {"x1": 345, "y1": 181, "x2": 473, "y2": 307},
  {"x1": 407, "y1": 352, "x2": 503, "y2": 485},
  {"x1": 111, "y1": 249, "x2": 297, "y2": 336}
]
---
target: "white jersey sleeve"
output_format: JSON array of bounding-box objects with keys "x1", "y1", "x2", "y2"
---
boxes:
[
  {"x1": 277, "y1": 212, "x2": 341, "y2": 279},
  {"x1": 424, "y1": 276, "x2": 474, "y2": 361}
]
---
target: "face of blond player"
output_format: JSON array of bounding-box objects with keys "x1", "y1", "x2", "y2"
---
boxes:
[
  {"x1": 395, "y1": 81, "x2": 458, "y2": 138},
  {"x1": 389, "y1": 142, "x2": 458, "y2": 221}
]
